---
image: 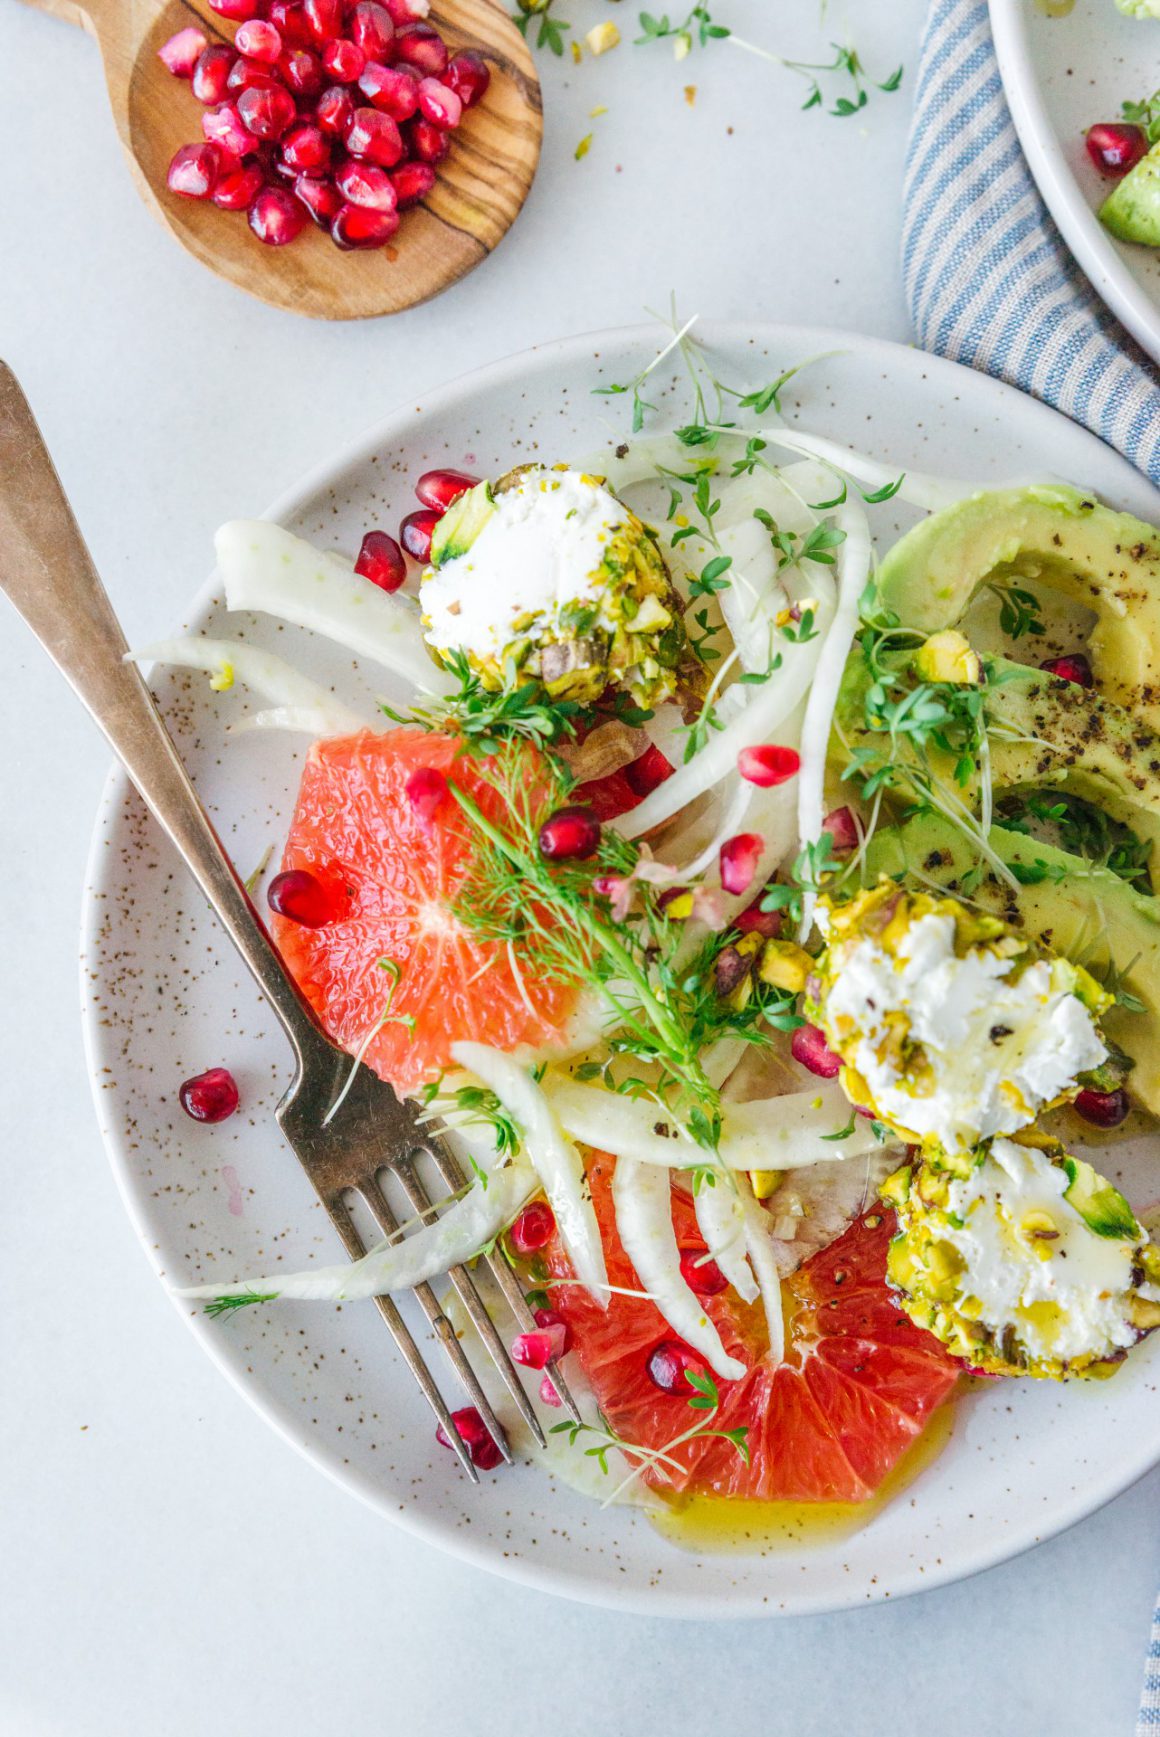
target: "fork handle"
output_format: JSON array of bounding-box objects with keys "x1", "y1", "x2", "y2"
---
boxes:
[{"x1": 0, "y1": 363, "x2": 328, "y2": 1072}]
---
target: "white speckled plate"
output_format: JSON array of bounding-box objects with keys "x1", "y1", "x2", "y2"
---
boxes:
[
  {"x1": 81, "y1": 324, "x2": 1160, "y2": 1617},
  {"x1": 990, "y1": 0, "x2": 1160, "y2": 367}
]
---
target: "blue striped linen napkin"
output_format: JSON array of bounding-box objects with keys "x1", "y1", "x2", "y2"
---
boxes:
[
  {"x1": 902, "y1": 5, "x2": 1160, "y2": 1723},
  {"x1": 1143, "y1": 1606, "x2": 1160, "y2": 1732},
  {"x1": 901, "y1": 0, "x2": 1160, "y2": 487}
]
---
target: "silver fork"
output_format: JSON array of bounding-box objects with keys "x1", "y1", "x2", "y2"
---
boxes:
[{"x1": 0, "y1": 363, "x2": 580, "y2": 1481}]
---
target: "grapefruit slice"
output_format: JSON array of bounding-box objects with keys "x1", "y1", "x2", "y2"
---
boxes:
[
  {"x1": 271, "y1": 729, "x2": 580, "y2": 1096},
  {"x1": 546, "y1": 1155, "x2": 961, "y2": 1503}
]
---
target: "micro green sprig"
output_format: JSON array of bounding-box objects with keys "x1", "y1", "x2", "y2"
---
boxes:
[{"x1": 550, "y1": 1367, "x2": 748, "y2": 1507}]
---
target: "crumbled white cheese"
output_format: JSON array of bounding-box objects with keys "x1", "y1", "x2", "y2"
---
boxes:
[
  {"x1": 421, "y1": 469, "x2": 628, "y2": 662},
  {"x1": 823, "y1": 912, "x2": 1105, "y2": 1152},
  {"x1": 942, "y1": 1139, "x2": 1148, "y2": 1364}
]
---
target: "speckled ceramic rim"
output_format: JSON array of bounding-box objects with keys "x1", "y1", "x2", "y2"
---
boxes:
[
  {"x1": 80, "y1": 322, "x2": 1160, "y2": 1617},
  {"x1": 990, "y1": 0, "x2": 1160, "y2": 369}
]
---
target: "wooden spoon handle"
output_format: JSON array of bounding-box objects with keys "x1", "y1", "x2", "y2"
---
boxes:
[{"x1": 15, "y1": 0, "x2": 117, "y2": 34}]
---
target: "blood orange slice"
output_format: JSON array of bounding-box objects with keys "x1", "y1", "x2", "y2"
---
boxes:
[
  {"x1": 546, "y1": 1155, "x2": 961, "y2": 1503},
  {"x1": 271, "y1": 729, "x2": 580, "y2": 1095}
]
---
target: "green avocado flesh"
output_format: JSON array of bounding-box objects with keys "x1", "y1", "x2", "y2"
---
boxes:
[
  {"x1": 860, "y1": 812, "x2": 1160, "y2": 1114},
  {"x1": 1101, "y1": 142, "x2": 1160, "y2": 248},
  {"x1": 874, "y1": 486, "x2": 1160, "y2": 730},
  {"x1": 836, "y1": 650, "x2": 1160, "y2": 865}
]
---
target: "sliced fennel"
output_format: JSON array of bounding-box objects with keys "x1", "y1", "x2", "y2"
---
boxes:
[
  {"x1": 227, "y1": 704, "x2": 360, "y2": 737},
  {"x1": 452, "y1": 1041, "x2": 609, "y2": 1307},
  {"x1": 545, "y1": 1074, "x2": 882, "y2": 1171},
  {"x1": 693, "y1": 1175, "x2": 758, "y2": 1304},
  {"x1": 611, "y1": 1156, "x2": 746, "y2": 1381},
  {"x1": 128, "y1": 636, "x2": 367, "y2": 736},
  {"x1": 178, "y1": 1136, "x2": 536, "y2": 1307},
  {"x1": 795, "y1": 497, "x2": 872, "y2": 939},
  {"x1": 215, "y1": 520, "x2": 450, "y2": 693},
  {"x1": 739, "y1": 1177, "x2": 785, "y2": 1365}
]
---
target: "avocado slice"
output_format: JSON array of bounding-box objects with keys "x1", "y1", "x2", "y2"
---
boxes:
[
  {"x1": 835, "y1": 647, "x2": 1160, "y2": 866},
  {"x1": 1061, "y1": 1154, "x2": 1140, "y2": 1241},
  {"x1": 429, "y1": 479, "x2": 497, "y2": 567},
  {"x1": 861, "y1": 812, "x2": 1160, "y2": 1113},
  {"x1": 1101, "y1": 142, "x2": 1160, "y2": 248},
  {"x1": 874, "y1": 487, "x2": 1160, "y2": 731}
]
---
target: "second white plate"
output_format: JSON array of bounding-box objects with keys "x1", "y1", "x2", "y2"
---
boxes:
[{"x1": 991, "y1": 0, "x2": 1160, "y2": 365}]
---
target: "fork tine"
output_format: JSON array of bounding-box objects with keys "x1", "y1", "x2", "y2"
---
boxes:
[
  {"x1": 392, "y1": 1157, "x2": 548, "y2": 1450},
  {"x1": 421, "y1": 1140, "x2": 584, "y2": 1427},
  {"x1": 359, "y1": 1172, "x2": 515, "y2": 1464},
  {"x1": 324, "y1": 1191, "x2": 478, "y2": 1483}
]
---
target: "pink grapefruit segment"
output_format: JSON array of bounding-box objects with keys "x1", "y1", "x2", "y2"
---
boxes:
[
  {"x1": 272, "y1": 729, "x2": 579, "y2": 1096},
  {"x1": 547, "y1": 1155, "x2": 961, "y2": 1504}
]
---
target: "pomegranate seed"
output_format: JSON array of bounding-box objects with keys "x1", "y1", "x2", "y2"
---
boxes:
[
  {"x1": 1085, "y1": 121, "x2": 1147, "y2": 177},
  {"x1": 179, "y1": 1066, "x2": 240, "y2": 1123},
  {"x1": 734, "y1": 901, "x2": 781, "y2": 938},
  {"x1": 510, "y1": 1323, "x2": 567, "y2": 1370},
  {"x1": 208, "y1": 0, "x2": 260, "y2": 19},
  {"x1": 359, "y1": 60, "x2": 420, "y2": 117},
  {"x1": 539, "y1": 805, "x2": 602, "y2": 861},
  {"x1": 282, "y1": 121, "x2": 331, "y2": 171},
  {"x1": 213, "y1": 161, "x2": 265, "y2": 208},
  {"x1": 415, "y1": 467, "x2": 478, "y2": 511},
  {"x1": 336, "y1": 157, "x2": 397, "y2": 209},
  {"x1": 408, "y1": 116, "x2": 450, "y2": 164},
  {"x1": 435, "y1": 1406, "x2": 503, "y2": 1471},
  {"x1": 646, "y1": 1340, "x2": 707, "y2": 1396},
  {"x1": 159, "y1": 26, "x2": 209, "y2": 77},
  {"x1": 719, "y1": 831, "x2": 764, "y2": 897},
  {"x1": 391, "y1": 160, "x2": 436, "y2": 205},
  {"x1": 323, "y1": 37, "x2": 366, "y2": 81},
  {"x1": 345, "y1": 105, "x2": 404, "y2": 164},
  {"x1": 396, "y1": 22, "x2": 448, "y2": 75},
  {"x1": 191, "y1": 43, "x2": 237, "y2": 103},
  {"x1": 355, "y1": 528, "x2": 406, "y2": 588},
  {"x1": 250, "y1": 184, "x2": 308, "y2": 242},
  {"x1": 399, "y1": 508, "x2": 439, "y2": 560},
  {"x1": 445, "y1": 50, "x2": 489, "y2": 108},
  {"x1": 533, "y1": 1306, "x2": 572, "y2": 1355},
  {"x1": 385, "y1": 0, "x2": 427, "y2": 19},
  {"x1": 404, "y1": 765, "x2": 449, "y2": 826},
  {"x1": 267, "y1": 867, "x2": 335, "y2": 923},
  {"x1": 167, "y1": 142, "x2": 220, "y2": 198},
  {"x1": 202, "y1": 101, "x2": 257, "y2": 157},
  {"x1": 823, "y1": 805, "x2": 860, "y2": 856},
  {"x1": 1040, "y1": 651, "x2": 1093, "y2": 688},
  {"x1": 623, "y1": 743, "x2": 672, "y2": 799},
  {"x1": 538, "y1": 1373, "x2": 563, "y2": 1408},
  {"x1": 268, "y1": 2, "x2": 313, "y2": 46},
  {"x1": 417, "y1": 76, "x2": 461, "y2": 129},
  {"x1": 236, "y1": 19, "x2": 282, "y2": 62},
  {"x1": 316, "y1": 84, "x2": 355, "y2": 134},
  {"x1": 302, "y1": 0, "x2": 343, "y2": 42},
  {"x1": 509, "y1": 1200, "x2": 556, "y2": 1255},
  {"x1": 1074, "y1": 1086, "x2": 1130, "y2": 1128},
  {"x1": 791, "y1": 1023, "x2": 842, "y2": 1079},
  {"x1": 293, "y1": 172, "x2": 343, "y2": 224},
  {"x1": 227, "y1": 55, "x2": 281, "y2": 93},
  {"x1": 238, "y1": 83, "x2": 297, "y2": 140},
  {"x1": 280, "y1": 46, "x2": 324, "y2": 95},
  {"x1": 679, "y1": 1248, "x2": 729, "y2": 1297},
  {"x1": 350, "y1": 1, "x2": 396, "y2": 58},
  {"x1": 737, "y1": 744, "x2": 801, "y2": 787},
  {"x1": 331, "y1": 201, "x2": 400, "y2": 247}
]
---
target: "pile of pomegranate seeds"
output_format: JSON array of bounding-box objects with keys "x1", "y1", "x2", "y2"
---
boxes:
[{"x1": 158, "y1": 0, "x2": 490, "y2": 250}]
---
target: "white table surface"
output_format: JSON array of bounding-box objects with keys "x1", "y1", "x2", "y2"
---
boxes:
[{"x1": 2, "y1": 4, "x2": 1157, "y2": 1732}]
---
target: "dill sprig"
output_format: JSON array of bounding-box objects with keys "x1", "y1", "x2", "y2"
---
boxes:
[
  {"x1": 446, "y1": 742, "x2": 793, "y2": 1149},
  {"x1": 203, "y1": 1290, "x2": 280, "y2": 1318}
]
